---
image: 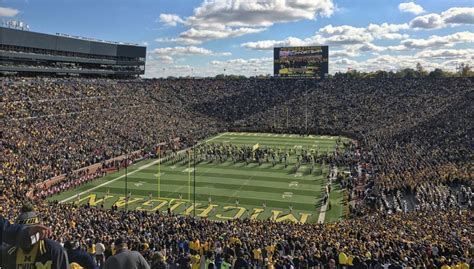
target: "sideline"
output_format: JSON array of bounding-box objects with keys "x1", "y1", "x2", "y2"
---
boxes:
[
  {"x1": 317, "y1": 166, "x2": 338, "y2": 223},
  {"x1": 60, "y1": 132, "x2": 228, "y2": 203}
]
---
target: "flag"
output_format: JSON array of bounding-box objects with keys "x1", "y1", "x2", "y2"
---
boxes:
[{"x1": 252, "y1": 143, "x2": 260, "y2": 151}]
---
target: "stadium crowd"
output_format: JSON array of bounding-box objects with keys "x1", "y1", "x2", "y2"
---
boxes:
[{"x1": 1, "y1": 77, "x2": 473, "y2": 268}]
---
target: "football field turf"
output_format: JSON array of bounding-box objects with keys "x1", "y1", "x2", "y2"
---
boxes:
[{"x1": 49, "y1": 132, "x2": 350, "y2": 223}]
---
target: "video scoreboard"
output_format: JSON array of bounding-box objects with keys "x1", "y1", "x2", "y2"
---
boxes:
[{"x1": 274, "y1": 46, "x2": 328, "y2": 79}]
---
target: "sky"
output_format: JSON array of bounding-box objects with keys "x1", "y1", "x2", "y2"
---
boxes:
[{"x1": 0, "y1": 0, "x2": 473, "y2": 78}]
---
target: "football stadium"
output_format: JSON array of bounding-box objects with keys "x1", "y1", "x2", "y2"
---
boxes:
[
  {"x1": 50, "y1": 132, "x2": 350, "y2": 224},
  {"x1": 1, "y1": 1, "x2": 473, "y2": 269}
]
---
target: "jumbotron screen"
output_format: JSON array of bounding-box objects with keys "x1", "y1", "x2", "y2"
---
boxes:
[{"x1": 274, "y1": 46, "x2": 329, "y2": 79}]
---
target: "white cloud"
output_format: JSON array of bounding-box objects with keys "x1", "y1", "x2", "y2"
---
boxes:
[
  {"x1": 186, "y1": 0, "x2": 335, "y2": 28},
  {"x1": 441, "y1": 58, "x2": 474, "y2": 68},
  {"x1": 159, "y1": 14, "x2": 185, "y2": 26},
  {"x1": 344, "y1": 55, "x2": 425, "y2": 72},
  {"x1": 334, "y1": 53, "x2": 472, "y2": 74},
  {"x1": 386, "y1": 44, "x2": 408, "y2": 51},
  {"x1": 378, "y1": 33, "x2": 409, "y2": 40},
  {"x1": 241, "y1": 37, "x2": 311, "y2": 50},
  {"x1": 333, "y1": 58, "x2": 359, "y2": 65},
  {"x1": 211, "y1": 57, "x2": 273, "y2": 66},
  {"x1": 409, "y1": 13, "x2": 444, "y2": 29},
  {"x1": 178, "y1": 26, "x2": 266, "y2": 44},
  {"x1": 152, "y1": 46, "x2": 231, "y2": 56},
  {"x1": 207, "y1": 57, "x2": 273, "y2": 75},
  {"x1": 319, "y1": 25, "x2": 374, "y2": 44},
  {"x1": 157, "y1": 55, "x2": 174, "y2": 64},
  {"x1": 144, "y1": 61, "x2": 194, "y2": 78},
  {"x1": 356, "y1": 43, "x2": 386, "y2": 52},
  {"x1": 241, "y1": 22, "x2": 409, "y2": 50},
  {"x1": 401, "y1": 31, "x2": 474, "y2": 49},
  {"x1": 157, "y1": 0, "x2": 335, "y2": 44},
  {"x1": 329, "y1": 50, "x2": 359, "y2": 58},
  {"x1": 155, "y1": 37, "x2": 203, "y2": 45},
  {"x1": 145, "y1": 57, "x2": 273, "y2": 78},
  {"x1": 0, "y1": 6, "x2": 20, "y2": 17},
  {"x1": 241, "y1": 25, "x2": 375, "y2": 50},
  {"x1": 441, "y1": 7, "x2": 474, "y2": 24},
  {"x1": 410, "y1": 7, "x2": 474, "y2": 29},
  {"x1": 366, "y1": 23, "x2": 409, "y2": 39},
  {"x1": 146, "y1": 48, "x2": 472, "y2": 77},
  {"x1": 168, "y1": 65, "x2": 192, "y2": 70},
  {"x1": 398, "y1": 2, "x2": 425, "y2": 15},
  {"x1": 415, "y1": 48, "x2": 474, "y2": 59}
]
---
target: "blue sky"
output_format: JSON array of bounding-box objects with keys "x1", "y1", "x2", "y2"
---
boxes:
[{"x1": 1, "y1": 0, "x2": 473, "y2": 77}]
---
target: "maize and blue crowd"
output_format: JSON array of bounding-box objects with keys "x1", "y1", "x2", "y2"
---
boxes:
[{"x1": 1, "y1": 77, "x2": 473, "y2": 269}]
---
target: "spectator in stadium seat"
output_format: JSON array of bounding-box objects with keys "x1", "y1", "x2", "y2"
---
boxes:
[
  {"x1": 1, "y1": 77, "x2": 473, "y2": 268},
  {"x1": 94, "y1": 240, "x2": 106, "y2": 269},
  {"x1": 325, "y1": 258, "x2": 337, "y2": 269},
  {"x1": 103, "y1": 237, "x2": 149, "y2": 269},
  {"x1": 1, "y1": 203, "x2": 70, "y2": 269},
  {"x1": 177, "y1": 253, "x2": 191, "y2": 269},
  {"x1": 150, "y1": 252, "x2": 167, "y2": 269},
  {"x1": 1, "y1": 214, "x2": 51, "y2": 249},
  {"x1": 234, "y1": 250, "x2": 250, "y2": 269},
  {"x1": 64, "y1": 240, "x2": 98, "y2": 269}
]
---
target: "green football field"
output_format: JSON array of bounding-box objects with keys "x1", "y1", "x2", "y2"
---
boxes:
[{"x1": 49, "y1": 132, "x2": 350, "y2": 223}]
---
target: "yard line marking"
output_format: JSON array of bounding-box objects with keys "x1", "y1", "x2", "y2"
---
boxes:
[
  {"x1": 134, "y1": 181, "x2": 146, "y2": 187},
  {"x1": 60, "y1": 132, "x2": 228, "y2": 203}
]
